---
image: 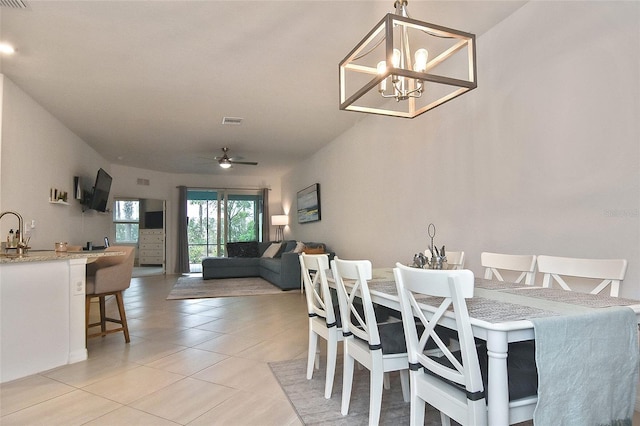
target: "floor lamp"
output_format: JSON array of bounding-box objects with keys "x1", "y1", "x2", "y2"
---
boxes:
[{"x1": 271, "y1": 215, "x2": 288, "y2": 242}]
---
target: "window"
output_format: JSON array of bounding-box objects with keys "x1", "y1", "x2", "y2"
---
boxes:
[
  {"x1": 113, "y1": 200, "x2": 140, "y2": 243},
  {"x1": 186, "y1": 189, "x2": 263, "y2": 265}
]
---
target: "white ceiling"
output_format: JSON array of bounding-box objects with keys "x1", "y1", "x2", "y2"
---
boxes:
[{"x1": 0, "y1": 0, "x2": 525, "y2": 177}]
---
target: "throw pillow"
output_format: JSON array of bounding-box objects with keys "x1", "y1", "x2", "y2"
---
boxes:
[
  {"x1": 227, "y1": 241, "x2": 259, "y2": 258},
  {"x1": 261, "y1": 242, "x2": 282, "y2": 258},
  {"x1": 293, "y1": 241, "x2": 306, "y2": 253}
]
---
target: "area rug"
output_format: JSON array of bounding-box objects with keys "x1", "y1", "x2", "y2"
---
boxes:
[
  {"x1": 269, "y1": 356, "x2": 440, "y2": 426},
  {"x1": 166, "y1": 276, "x2": 283, "y2": 300}
]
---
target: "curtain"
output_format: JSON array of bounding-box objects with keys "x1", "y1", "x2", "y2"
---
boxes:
[
  {"x1": 262, "y1": 187, "x2": 270, "y2": 242},
  {"x1": 175, "y1": 185, "x2": 190, "y2": 273}
]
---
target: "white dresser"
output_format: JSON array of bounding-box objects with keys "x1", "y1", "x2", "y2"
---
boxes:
[{"x1": 138, "y1": 229, "x2": 165, "y2": 265}]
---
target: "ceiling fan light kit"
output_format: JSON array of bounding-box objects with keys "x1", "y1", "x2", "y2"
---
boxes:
[
  {"x1": 339, "y1": 0, "x2": 477, "y2": 119},
  {"x1": 216, "y1": 147, "x2": 258, "y2": 169}
]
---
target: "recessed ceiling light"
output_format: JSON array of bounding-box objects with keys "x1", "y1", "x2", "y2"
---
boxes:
[{"x1": 0, "y1": 43, "x2": 15, "y2": 54}]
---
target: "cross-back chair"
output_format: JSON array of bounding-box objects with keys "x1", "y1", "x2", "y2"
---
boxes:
[
  {"x1": 481, "y1": 252, "x2": 537, "y2": 285},
  {"x1": 393, "y1": 264, "x2": 538, "y2": 426},
  {"x1": 299, "y1": 253, "x2": 342, "y2": 399},
  {"x1": 536, "y1": 255, "x2": 627, "y2": 297},
  {"x1": 332, "y1": 258, "x2": 410, "y2": 426}
]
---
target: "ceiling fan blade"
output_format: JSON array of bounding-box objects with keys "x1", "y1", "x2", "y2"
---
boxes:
[{"x1": 229, "y1": 160, "x2": 258, "y2": 166}]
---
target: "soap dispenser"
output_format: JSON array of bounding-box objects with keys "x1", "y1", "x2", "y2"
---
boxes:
[{"x1": 8, "y1": 229, "x2": 14, "y2": 246}]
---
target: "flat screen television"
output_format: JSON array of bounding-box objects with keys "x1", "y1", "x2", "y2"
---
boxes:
[
  {"x1": 144, "y1": 211, "x2": 164, "y2": 229},
  {"x1": 87, "y1": 168, "x2": 113, "y2": 212}
]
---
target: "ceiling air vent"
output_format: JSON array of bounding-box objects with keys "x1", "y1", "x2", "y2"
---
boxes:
[
  {"x1": 0, "y1": 0, "x2": 28, "y2": 8},
  {"x1": 136, "y1": 178, "x2": 150, "y2": 186},
  {"x1": 222, "y1": 117, "x2": 243, "y2": 126}
]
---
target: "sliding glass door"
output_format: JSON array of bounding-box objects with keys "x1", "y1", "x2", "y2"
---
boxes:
[{"x1": 186, "y1": 189, "x2": 263, "y2": 266}]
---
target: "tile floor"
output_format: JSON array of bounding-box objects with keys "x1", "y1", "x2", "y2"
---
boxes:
[
  {"x1": 0, "y1": 274, "x2": 307, "y2": 425},
  {"x1": 2, "y1": 274, "x2": 639, "y2": 425}
]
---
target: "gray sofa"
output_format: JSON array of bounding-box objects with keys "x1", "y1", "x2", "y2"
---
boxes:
[{"x1": 202, "y1": 240, "x2": 331, "y2": 290}]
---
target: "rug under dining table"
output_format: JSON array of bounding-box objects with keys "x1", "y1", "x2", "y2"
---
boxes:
[{"x1": 270, "y1": 355, "x2": 535, "y2": 425}]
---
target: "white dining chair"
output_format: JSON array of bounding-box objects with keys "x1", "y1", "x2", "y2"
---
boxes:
[
  {"x1": 332, "y1": 258, "x2": 410, "y2": 426},
  {"x1": 393, "y1": 264, "x2": 538, "y2": 426},
  {"x1": 299, "y1": 253, "x2": 342, "y2": 399},
  {"x1": 481, "y1": 252, "x2": 537, "y2": 285},
  {"x1": 536, "y1": 255, "x2": 628, "y2": 297},
  {"x1": 445, "y1": 250, "x2": 465, "y2": 270}
]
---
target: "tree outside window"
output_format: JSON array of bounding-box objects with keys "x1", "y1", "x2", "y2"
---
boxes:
[{"x1": 114, "y1": 200, "x2": 140, "y2": 243}]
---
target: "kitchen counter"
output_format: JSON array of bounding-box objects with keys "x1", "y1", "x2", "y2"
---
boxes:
[
  {"x1": 0, "y1": 250, "x2": 122, "y2": 264},
  {"x1": 0, "y1": 249, "x2": 124, "y2": 383}
]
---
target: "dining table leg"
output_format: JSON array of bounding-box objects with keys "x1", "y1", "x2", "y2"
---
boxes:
[{"x1": 486, "y1": 330, "x2": 509, "y2": 426}]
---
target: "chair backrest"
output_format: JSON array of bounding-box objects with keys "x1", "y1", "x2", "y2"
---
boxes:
[
  {"x1": 331, "y1": 258, "x2": 380, "y2": 348},
  {"x1": 299, "y1": 253, "x2": 337, "y2": 327},
  {"x1": 536, "y1": 255, "x2": 627, "y2": 297},
  {"x1": 481, "y1": 252, "x2": 537, "y2": 285},
  {"x1": 393, "y1": 264, "x2": 485, "y2": 418},
  {"x1": 446, "y1": 251, "x2": 465, "y2": 270},
  {"x1": 87, "y1": 246, "x2": 135, "y2": 294}
]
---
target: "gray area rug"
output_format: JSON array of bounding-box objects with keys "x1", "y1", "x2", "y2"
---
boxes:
[
  {"x1": 166, "y1": 276, "x2": 283, "y2": 300},
  {"x1": 269, "y1": 356, "x2": 443, "y2": 425}
]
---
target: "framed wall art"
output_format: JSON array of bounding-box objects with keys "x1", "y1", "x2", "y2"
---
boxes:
[{"x1": 297, "y1": 183, "x2": 321, "y2": 224}]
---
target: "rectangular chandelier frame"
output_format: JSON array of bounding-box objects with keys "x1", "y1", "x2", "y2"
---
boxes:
[{"x1": 339, "y1": 13, "x2": 477, "y2": 118}]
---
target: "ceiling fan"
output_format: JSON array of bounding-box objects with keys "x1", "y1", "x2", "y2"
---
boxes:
[{"x1": 214, "y1": 147, "x2": 258, "y2": 169}]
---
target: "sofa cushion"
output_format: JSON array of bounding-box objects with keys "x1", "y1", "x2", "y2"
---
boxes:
[
  {"x1": 227, "y1": 241, "x2": 259, "y2": 258},
  {"x1": 259, "y1": 257, "x2": 282, "y2": 274},
  {"x1": 262, "y1": 242, "x2": 282, "y2": 258}
]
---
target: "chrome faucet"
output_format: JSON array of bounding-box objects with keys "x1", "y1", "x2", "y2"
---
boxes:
[{"x1": 0, "y1": 210, "x2": 24, "y2": 246}]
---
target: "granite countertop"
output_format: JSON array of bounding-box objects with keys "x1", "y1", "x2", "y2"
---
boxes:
[{"x1": 0, "y1": 250, "x2": 123, "y2": 264}]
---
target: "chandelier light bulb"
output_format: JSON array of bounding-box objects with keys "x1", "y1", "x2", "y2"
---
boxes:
[
  {"x1": 414, "y1": 48, "x2": 428, "y2": 72},
  {"x1": 377, "y1": 61, "x2": 388, "y2": 92},
  {"x1": 392, "y1": 49, "x2": 401, "y2": 68}
]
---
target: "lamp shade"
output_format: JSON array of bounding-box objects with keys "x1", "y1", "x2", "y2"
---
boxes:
[{"x1": 271, "y1": 215, "x2": 289, "y2": 226}]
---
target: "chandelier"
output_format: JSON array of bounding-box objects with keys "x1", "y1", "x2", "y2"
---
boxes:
[{"x1": 339, "y1": 0, "x2": 477, "y2": 119}]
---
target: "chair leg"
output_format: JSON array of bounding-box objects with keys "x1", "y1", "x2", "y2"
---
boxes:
[
  {"x1": 115, "y1": 291, "x2": 130, "y2": 343},
  {"x1": 307, "y1": 328, "x2": 318, "y2": 379},
  {"x1": 369, "y1": 367, "x2": 384, "y2": 426},
  {"x1": 399, "y1": 369, "x2": 410, "y2": 402},
  {"x1": 325, "y1": 331, "x2": 338, "y2": 399},
  {"x1": 98, "y1": 296, "x2": 106, "y2": 334},
  {"x1": 383, "y1": 372, "x2": 390, "y2": 389},
  {"x1": 409, "y1": 380, "x2": 426, "y2": 426},
  {"x1": 85, "y1": 295, "x2": 91, "y2": 342},
  {"x1": 341, "y1": 352, "x2": 355, "y2": 415}
]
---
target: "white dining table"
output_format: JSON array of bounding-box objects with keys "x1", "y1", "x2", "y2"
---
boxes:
[{"x1": 331, "y1": 268, "x2": 640, "y2": 426}]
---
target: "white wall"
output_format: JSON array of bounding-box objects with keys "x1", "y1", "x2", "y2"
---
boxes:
[
  {"x1": 0, "y1": 76, "x2": 112, "y2": 248},
  {"x1": 282, "y1": 2, "x2": 640, "y2": 298}
]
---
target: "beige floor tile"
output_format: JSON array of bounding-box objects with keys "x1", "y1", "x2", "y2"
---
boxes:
[
  {"x1": 82, "y1": 365, "x2": 184, "y2": 405},
  {"x1": 0, "y1": 375, "x2": 76, "y2": 416},
  {"x1": 130, "y1": 377, "x2": 238, "y2": 424},
  {"x1": 188, "y1": 390, "x2": 300, "y2": 426},
  {"x1": 42, "y1": 353, "x2": 138, "y2": 388},
  {"x1": 0, "y1": 389, "x2": 121, "y2": 426},
  {"x1": 193, "y1": 333, "x2": 261, "y2": 356},
  {"x1": 192, "y1": 356, "x2": 287, "y2": 399},
  {"x1": 145, "y1": 347, "x2": 228, "y2": 375},
  {"x1": 83, "y1": 406, "x2": 179, "y2": 426}
]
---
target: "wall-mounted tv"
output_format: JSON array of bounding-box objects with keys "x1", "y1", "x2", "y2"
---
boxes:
[
  {"x1": 144, "y1": 211, "x2": 164, "y2": 229},
  {"x1": 297, "y1": 183, "x2": 321, "y2": 224},
  {"x1": 86, "y1": 168, "x2": 113, "y2": 212}
]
